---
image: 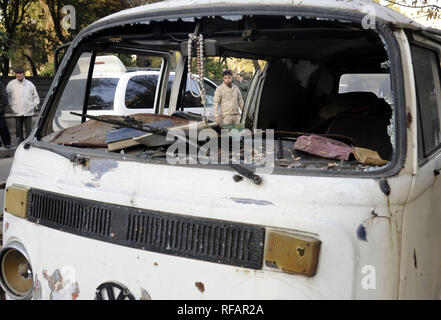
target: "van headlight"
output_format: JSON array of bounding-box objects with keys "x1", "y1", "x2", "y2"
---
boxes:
[{"x1": 0, "y1": 242, "x2": 33, "y2": 299}]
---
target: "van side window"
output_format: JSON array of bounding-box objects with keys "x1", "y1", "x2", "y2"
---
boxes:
[
  {"x1": 411, "y1": 45, "x2": 441, "y2": 159},
  {"x1": 88, "y1": 78, "x2": 119, "y2": 110},
  {"x1": 125, "y1": 74, "x2": 158, "y2": 109},
  {"x1": 181, "y1": 77, "x2": 217, "y2": 109}
]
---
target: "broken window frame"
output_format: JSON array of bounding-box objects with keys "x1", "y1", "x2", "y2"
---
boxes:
[
  {"x1": 81, "y1": 51, "x2": 97, "y2": 124},
  {"x1": 39, "y1": 43, "x2": 172, "y2": 136},
  {"x1": 32, "y1": 9, "x2": 408, "y2": 179}
]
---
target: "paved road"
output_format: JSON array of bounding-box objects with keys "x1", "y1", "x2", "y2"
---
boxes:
[{"x1": 0, "y1": 157, "x2": 13, "y2": 179}]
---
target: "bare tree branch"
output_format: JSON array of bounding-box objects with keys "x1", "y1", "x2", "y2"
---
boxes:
[{"x1": 385, "y1": 0, "x2": 441, "y2": 10}]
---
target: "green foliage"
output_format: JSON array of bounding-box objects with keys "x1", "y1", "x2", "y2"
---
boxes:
[
  {"x1": 0, "y1": 31, "x2": 10, "y2": 60},
  {"x1": 204, "y1": 58, "x2": 228, "y2": 79},
  {"x1": 191, "y1": 58, "x2": 228, "y2": 80},
  {"x1": 0, "y1": 31, "x2": 7, "y2": 48},
  {"x1": 149, "y1": 57, "x2": 163, "y2": 69},
  {"x1": 9, "y1": 1, "x2": 50, "y2": 75},
  {"x1": 40, "y1": 60, "x2": 55, "y2": 76},
  {"x1": 117, "y1": 54, "x2": 137, "y2": 68},
  {"x1": 380, "y1": 0, "x2": 440, "y2": 23}
]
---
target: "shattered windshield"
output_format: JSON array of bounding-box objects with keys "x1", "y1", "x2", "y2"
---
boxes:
[{"x1": 41, "y1": 15, "x2": 396, "y2": 174}]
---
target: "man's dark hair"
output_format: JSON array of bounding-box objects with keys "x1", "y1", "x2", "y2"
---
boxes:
[{"x1": 222, "y1": 70, "x2": 232, "y2": 77}]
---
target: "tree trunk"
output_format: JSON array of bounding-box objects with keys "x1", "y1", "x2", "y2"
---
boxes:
[
  {"x1": 1, "y1": 45, "x2": 10, "y2": 76},
  {"x1": 24, "y1": 54, "x2": 38, "y2": 76}
]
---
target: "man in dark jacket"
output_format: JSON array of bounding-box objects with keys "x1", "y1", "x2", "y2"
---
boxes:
[
  {"x1": 235, "y1": 73, "x2": 249, "y2": 101},
  {"x1": 0, "y1": 80, "x2": 11, "y2": 148}
]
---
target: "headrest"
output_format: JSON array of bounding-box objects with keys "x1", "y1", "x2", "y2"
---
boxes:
[{"x1": 321, "y1": 92, "x2": 379, "y2": 107}]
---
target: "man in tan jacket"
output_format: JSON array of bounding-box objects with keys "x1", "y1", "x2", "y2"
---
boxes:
[{"x1": 213, "y1": 70, "x2": 244, "y2": 125}]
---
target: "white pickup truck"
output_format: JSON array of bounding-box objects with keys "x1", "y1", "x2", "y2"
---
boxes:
[{"x1": 53, "y1": 55, "x2": 217, "y2": 130}]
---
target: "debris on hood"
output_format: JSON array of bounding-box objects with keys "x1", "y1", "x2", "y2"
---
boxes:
[
  {"x1": 106, "y1": 118, "x2": 177, "y2": 151},
  {"x1": 294, "y1": 134, "x2": 388, "y2": 166},
  {"x1": 294, "y1": 134, "x2": 353, "y2": 161},
  {"x1": 134, "y1": 120, "x2": 217, "y2": 148},
  {"x1": 353, "y1": 147, "x2": 388, "y2": 166},
  {"x1": 106, "y1": 119, "x2": 175, "y2": 143},
  {"x1": 51, "y1": 114, "x2": 190, "y2": 148}
]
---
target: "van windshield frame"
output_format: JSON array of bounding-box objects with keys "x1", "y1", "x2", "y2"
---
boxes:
[{"x1": 34, "y1": 11, "x2": 407, "y2": 179}]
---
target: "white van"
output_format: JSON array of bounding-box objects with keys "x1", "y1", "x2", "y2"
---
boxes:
[{"x1": 1, "y1": 0, "x2": 441, "y2": 300}]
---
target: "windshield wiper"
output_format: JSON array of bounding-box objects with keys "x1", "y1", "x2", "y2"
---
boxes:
[
  {"x1": 70, "y1": 112, "x2": 262, "y2": 184},
  {"x1": 70, "y1": 112, "x2": 168, "y2": 134}
]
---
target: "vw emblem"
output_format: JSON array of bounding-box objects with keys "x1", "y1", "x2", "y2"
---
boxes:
[{"x1": 95, "y1": 282, "x2": 135, "y2": 300}]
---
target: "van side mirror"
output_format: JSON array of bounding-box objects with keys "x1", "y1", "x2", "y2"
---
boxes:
[{"x1": 180, "y1": 39, "x2": 219, "y2": 57}]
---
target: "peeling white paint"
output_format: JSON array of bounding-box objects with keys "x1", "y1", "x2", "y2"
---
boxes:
[
  {"x1": 87, "y1": 159, "x2": 119, "y2": 181},
  {"x1": 32, "y1": 274, "x2": 42, "y2": 300},
  {"x1": 43, "y1": 267, "x2": 80, "y2": 300},
  {"x1": 230, "y1": 197, "x2": 274, "y2": 205},
  {"x1": 140, "y1": 287, "x2": 152, "y2": 300}
]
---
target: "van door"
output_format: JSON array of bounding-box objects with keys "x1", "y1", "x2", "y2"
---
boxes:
[{"x1": 400, "y1": 36, "x2": 441, "y2": 299}]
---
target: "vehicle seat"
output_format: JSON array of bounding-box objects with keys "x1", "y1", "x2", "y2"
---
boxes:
[
  {"x1": 257, "y1": 59, "x2": 307, "y2": 131},
  {"x1": 322, "y1": 92, "x2": 392, "y2": 160}
]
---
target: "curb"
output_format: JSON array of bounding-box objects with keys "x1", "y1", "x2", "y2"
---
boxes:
[{"x1": 0, "y1": 147, "x2": 16, "y2": 159}]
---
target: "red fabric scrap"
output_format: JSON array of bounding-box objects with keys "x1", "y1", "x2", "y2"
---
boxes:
[{"x1": 294, "y1": 134, "x2": 353, "y2": 160}]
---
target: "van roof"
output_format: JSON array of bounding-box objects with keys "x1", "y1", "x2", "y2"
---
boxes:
[
  {"x1": 91, "y1": 0, "x2": 435, "y2": 32},
  {"x1": 59, "y1": 0, "x2": 439, "y2": 79}
]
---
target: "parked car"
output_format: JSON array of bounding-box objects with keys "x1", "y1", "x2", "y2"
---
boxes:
[
  {"x1": 54, "y1": 55, "x2": 217, "y2": 130},
  {"x1": 1, "y1": 0, "x2": 441, "y2": 300}
]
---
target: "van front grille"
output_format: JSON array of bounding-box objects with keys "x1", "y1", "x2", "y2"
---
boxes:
[
  {"x1": 26, "y1": 189, "x2": 265, "y2": 269},
  {"x1": 28, "y1": 190, "x2": 112, "y2": 237},
  {"x1": 126, "y1": 213, "x2": 261, "y2": 267}
]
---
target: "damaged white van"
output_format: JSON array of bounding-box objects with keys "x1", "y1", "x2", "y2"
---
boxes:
[{"x1": 1, "y1": 0, "x2": 441, "y2": 300}]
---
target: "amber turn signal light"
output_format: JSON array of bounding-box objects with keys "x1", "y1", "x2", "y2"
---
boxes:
[
  {"x1": 4, "y1": 185, "x2": 30, "y2": 219},
  {"x1": 264, "y1": 230, "x2": 321, "y2": 277}
]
